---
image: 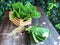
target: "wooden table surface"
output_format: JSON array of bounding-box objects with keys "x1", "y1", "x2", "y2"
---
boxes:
[{"x1": 0, "y1": 7, "x2": 59, "y2": 45}]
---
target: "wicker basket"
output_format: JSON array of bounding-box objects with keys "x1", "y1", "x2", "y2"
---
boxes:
[{"x1": 9, "y1": 12, "x2": 32, "y2": 26}]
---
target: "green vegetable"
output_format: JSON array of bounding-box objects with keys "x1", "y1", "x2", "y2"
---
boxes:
[
  {"x1": 10, "y1": 2, "x2": 41, "y2": 20},
  {"x1": 27, "y1": 25, "x2": 50, "y2": 43},
  {"x1": 32, "y1": 11, "x2": 41, "y2": 18}
]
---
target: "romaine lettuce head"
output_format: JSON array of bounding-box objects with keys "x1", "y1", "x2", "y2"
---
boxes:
[
  {"x1": 27, "y1": 25, "x2": 50, "y2": 43},
  {"x1": 11, "y1": 2, "x2": 41, "y2": 20}
]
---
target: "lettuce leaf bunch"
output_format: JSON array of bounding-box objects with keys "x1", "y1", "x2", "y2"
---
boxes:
[
  {"x1": 27, "y1": 25, "x2": 50, "y2": 43},
  {"x1": 10, "y1": 2, "x2": 41, "y2": 20}
]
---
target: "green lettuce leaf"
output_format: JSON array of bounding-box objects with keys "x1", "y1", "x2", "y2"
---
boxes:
[{"x1": 27, "y1": 25, "x2": 50, "y2": 43}]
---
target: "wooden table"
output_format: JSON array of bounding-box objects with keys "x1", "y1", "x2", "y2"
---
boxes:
[{"x1": 0, "y1": 7, "x2": 59, "y2": 45}]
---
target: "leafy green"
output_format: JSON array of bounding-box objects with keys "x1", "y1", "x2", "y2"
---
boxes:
[
  {"x1": 10, "y1": 2, "x2": 41, "y2": 20},
  {"x1": 32, "y1": 11, "x2": 41, "y2": 18},
  {"x1": 27, "y1": 25, "x2": 50, "y2": 43}
]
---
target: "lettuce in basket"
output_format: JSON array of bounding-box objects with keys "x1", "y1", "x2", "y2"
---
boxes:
[{"x1": 10, "y1": 2, "x2": 41, "y2": 20}]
